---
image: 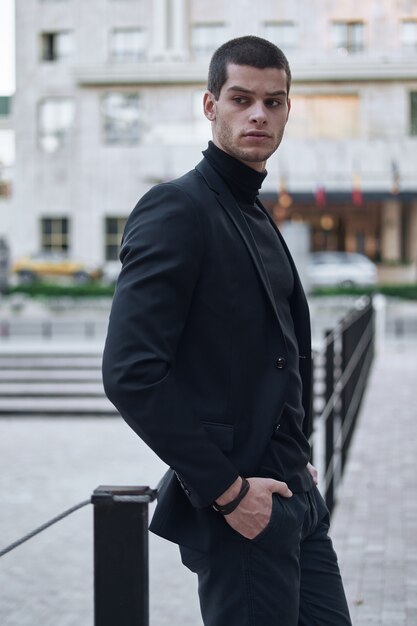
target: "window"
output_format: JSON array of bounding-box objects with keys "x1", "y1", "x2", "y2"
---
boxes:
[
  {"x1": 287, "y1": 95, "x2": 360, "y2": 139},
  {"x1": 104, "y1": 217, "x2": 127, "y2": 261},
  {"x1": 410, "y1": 92, "x2": 417, "y2": 136},
  {"x1": 191, "y1": 23, "x2": 226, "y2": 59},
  {"x1": 110, "y1": 28, "x2": 147, "y2": 62},
  {"x1": 38, "y1": 98, "x2": 75, "y2": 153},
  {"x1": 401, "y1": 20, "x2": 417, "y2": 51},
  {"x1": 263, "y1": 22, "x2": 297, "y2": 51},
  {"x1": 102, "y1": 93, "x2": 141, "y2": 145},
  {"x1": 41, "y1": 31, "x2": 73, "y2": 62},
  {"x1": 0, "y1": 96, "x2": 11, "y2": 116},
  {"x1": 332, "y1": 21, "x2": 365, "y2": 54},
  {"x1": 40, "y1": 217, "x2": 70, "y2": 252}
]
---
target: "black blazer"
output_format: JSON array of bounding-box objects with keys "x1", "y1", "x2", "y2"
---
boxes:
[{"x1": 102, "y1": 157, "x2": 312, "y2": 551}]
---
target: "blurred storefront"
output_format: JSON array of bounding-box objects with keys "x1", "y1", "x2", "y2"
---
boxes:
[{"x1": 263, "y1": 191, "x2": 417, "y2": 264}]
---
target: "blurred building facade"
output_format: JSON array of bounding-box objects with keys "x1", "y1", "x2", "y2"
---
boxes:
[
  {"x1": 0, "y1": 95, "x2": 13, "y2": 243},
  {"x1": 9, "y1": 0, "x2": 417, "y2": 269}
]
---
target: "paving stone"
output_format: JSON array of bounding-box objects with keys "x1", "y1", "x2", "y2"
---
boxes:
[
  {"x1": 0, "y1": 337, "x2": 416, "y2": 625},
  {"x1": 0, "y1": 416, "x2": 202, "y2": 626},
  {"x1": 331, "y1": 339, "x2": 417, "y2": 626}
]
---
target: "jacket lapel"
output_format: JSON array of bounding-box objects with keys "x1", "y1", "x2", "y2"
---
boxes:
[
  {"x1": 255, "y1": 198, "x2": 312, "y2": 355},
  {"x1": 195, "y1": 159, "x2": 281, "y2": 323}
]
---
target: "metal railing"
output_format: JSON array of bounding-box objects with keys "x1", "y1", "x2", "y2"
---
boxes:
[
  {"x1": 310, "y1": 295, "x2": 375, "y2": 512},
  {"x1": 0, "y1": 318, "x2": 108, "y2": 340}
]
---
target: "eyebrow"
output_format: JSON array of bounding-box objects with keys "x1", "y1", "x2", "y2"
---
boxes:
[{"x1": 226, "y1": 85, "x2": 287, "y2": 97}]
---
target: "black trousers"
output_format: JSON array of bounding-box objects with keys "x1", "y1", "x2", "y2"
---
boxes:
[{"x1": 180, "y1": 486, "x2": 352, "y2": 626}]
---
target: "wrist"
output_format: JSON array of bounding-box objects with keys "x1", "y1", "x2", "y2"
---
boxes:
[
  {"x1": 212, "y1": 477, "x2": 250, "y2": 515},
  {"x1": 215, "y1": 477, "x2": 242, "y2": 506}
]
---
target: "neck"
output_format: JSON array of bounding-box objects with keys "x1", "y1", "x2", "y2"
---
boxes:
[
  {"x1": 212, "y1": 139, "x2": 266, "y2": 173},
  {"x1": 203, "y1": 141, "x2": 267, "y2": 205}
]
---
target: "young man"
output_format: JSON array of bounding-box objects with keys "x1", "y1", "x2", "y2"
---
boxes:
[{"x1": 102, "y1": 36, "x2": 352, "y2": 626}]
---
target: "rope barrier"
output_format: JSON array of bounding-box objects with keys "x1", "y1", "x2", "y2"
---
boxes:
[{"x1": 0, "y1": 499, "x2": 91, "y2": 558}]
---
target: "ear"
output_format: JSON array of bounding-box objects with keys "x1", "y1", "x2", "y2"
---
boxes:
[{"x1": 203, "y1": 91, "x2": 216, "y2": 121}]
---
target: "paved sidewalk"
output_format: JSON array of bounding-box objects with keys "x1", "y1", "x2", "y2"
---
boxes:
[
  {"x1": 0, "y1": 338, "x2": 416, "y2": 625},
  {"x1": 330, "y1": 338, "x2": 417, "y2": 626}
]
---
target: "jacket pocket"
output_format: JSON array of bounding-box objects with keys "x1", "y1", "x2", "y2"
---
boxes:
[{"x1": 202, "y1": 421, "x2": 234, "y2": 451}]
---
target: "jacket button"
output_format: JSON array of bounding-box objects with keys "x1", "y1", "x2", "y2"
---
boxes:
[{"x1": 275, "y1": 357, "x2": 287, "y2": 369}]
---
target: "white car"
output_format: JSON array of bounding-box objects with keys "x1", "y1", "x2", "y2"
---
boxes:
[
  {"x1": 102, "y1": 261, "x2": 122, "y2": 285},
  {"x1": 307, "y1": 252, "x2": 378, "y2": 288}
]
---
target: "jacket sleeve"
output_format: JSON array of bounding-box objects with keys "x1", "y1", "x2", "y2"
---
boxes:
[{"x1": 102, "y1": 182, "x2": 239, "y2": 508}]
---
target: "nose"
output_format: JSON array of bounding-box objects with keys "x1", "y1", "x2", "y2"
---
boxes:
[{"x1": 249, "y1": 102, "x2": 267, "y2": 125}]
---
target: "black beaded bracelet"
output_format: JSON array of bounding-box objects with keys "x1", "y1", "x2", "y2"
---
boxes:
[{"x1": 212, "y1": 478, "x2": 250, "y2": 515}]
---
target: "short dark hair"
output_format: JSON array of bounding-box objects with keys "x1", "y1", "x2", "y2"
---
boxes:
[{"x1": 207, "y1": 35, "x2": 292, "y2": 99}]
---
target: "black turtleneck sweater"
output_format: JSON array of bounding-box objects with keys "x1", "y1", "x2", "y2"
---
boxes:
[{"x1": 203, "y1": 141, "x2": 312, "y2": 493}]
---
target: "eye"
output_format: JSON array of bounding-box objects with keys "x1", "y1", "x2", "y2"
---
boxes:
[
  {"x1": 232, "y1": 96, "x2": 248, "y2": 105},
  {"x1": 266, "y1": 99, "x2": 283, "y2": 108}
]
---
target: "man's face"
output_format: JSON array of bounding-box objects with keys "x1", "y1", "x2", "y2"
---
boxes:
[{"x1": 204, "y1": 63, "x2": 291, "y2": 172}]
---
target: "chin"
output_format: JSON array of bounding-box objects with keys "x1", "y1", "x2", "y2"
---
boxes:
[{"x1": 242, "y1": 150, "x2": 272, "y2": 163}]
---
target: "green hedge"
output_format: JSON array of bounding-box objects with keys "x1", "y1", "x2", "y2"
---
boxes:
[
  {"x1": 312, "y1": 284, "x2": 417, "y2": 300},
  {"x1": 4, "y1": 282, "x2": 417, "y2": 300},
  {"x1": 5, "y1": 282, "x2": 115, "y2": 298}
]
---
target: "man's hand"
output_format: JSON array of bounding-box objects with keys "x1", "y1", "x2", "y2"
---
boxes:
[
  {"x1": 307, "y1": 462, "x2": 318, "y2": 485},
  {"x1": 216, "y1": 477, "x2": 292, "y2": 540}
]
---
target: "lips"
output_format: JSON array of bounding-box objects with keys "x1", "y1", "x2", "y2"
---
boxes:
[{"x1": 243, "y1": 132, "x2": 272, "y2": 139}]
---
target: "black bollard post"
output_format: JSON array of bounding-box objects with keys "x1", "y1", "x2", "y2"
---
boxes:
[{"x1": 92, "y1": 485, "x2": 157, "y2": 626}]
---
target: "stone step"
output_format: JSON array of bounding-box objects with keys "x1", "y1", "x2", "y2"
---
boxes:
[
  {"x1": 0, "y1": 369, "x2": 102, "y2": 381},
  {"x1": 0, "y1": 396, "x2": 117, "y2": 414},
  {"x1": 0, "y1": 356, "x2": 102, "y2": 369},
  {"x1": 0, "y1": 349, "x2": 115, "y2": 416},
  {"x1": 0, "y1": 382, "x2": 105, "y2": 396}
]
